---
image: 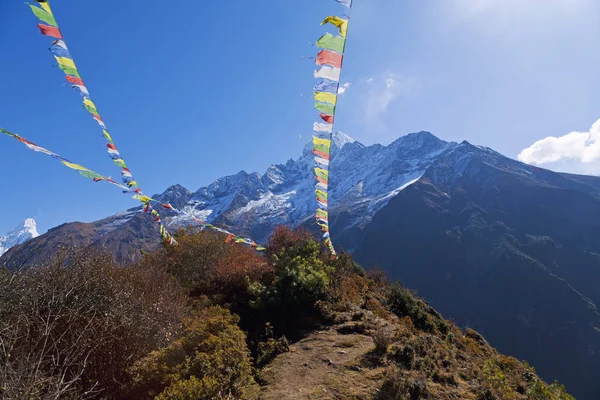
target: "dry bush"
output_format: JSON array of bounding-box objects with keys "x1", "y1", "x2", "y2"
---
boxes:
[
  {"x1": 266, "y1": 225, "x2": 315, "y2": 259},
  {"x1": 372, "y1": 327, "x2": 394, "y2": 354},
  {"x1": 162, "y1": 228, "x2": 232, "y2": 295},
  {"x1": 0, "y1": 248, "x2": 187, "y2": 399}
]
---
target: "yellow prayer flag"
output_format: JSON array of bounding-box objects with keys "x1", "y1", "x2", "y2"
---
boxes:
[
  {"x1": 313, "y1": 136, "x2": 331, "y2": 147},
  {"x1": 321, "y1": 16, "x2": 349, "y2": 38},
  {"x1": 102, "y1": 130, "x2": 113, "y2": 142},
  {"x1": 54, "y1": 56, "x2": 76, "y2": 69},
  {"x1": 314, "y1": 91, "x2": 337, "y2": 105},
  {"x1": 39, "y1": 1, "x2": 52, "y2": 13},
  {"x1": 61, "y1": 160, "x2": 88, "y2": 171},
  {"x1": 133, "y1": 194, "x2": 152, "y2": 203},
  {"x1": 83, "y1": 98, "x2": 96, "y2": 109}
]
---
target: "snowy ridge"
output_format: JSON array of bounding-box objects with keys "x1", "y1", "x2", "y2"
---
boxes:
[
  {"x1": 146, "y1": 131, "x2": 459, "y2": 243},
  {"x1": 0, "y1": 218, "x2": 40, "y2": 256}
]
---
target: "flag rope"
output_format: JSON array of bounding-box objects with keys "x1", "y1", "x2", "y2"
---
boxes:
[{"x1": 1, "y1": 126, "x2": 267, "y2": 250}]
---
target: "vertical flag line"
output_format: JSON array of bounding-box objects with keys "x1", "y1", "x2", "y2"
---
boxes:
[{"x1": 311, "y1": 0, "x2": 354, "y2": 256}]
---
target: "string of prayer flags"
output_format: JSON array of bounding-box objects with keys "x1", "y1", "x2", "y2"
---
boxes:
[
  {"x1": 1, "y1": 127, "x2": 268, "y2": 251},
  {"x1": 26, "y1": 0, "x2": 267, "y2": 251},
  {"x1": 29, "y1": 0, "x2": 141, "y2": 193},
  {"x1": 27, "y1": 0, "x2": 169, "y2": 235},
  {"x1": 0, "y1": 127, "x2": 130, "y2": 192},
  {"x1": 309, "y1": 0, "x2": 354, "y2": 256}
]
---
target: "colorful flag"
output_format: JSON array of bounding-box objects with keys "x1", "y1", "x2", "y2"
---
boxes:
[
  {"x1": 320, "y1": 113, "x2": 334, "y2": 124},
  {"x1": 30, "y1": 5, "x2": 57, "y2": 27},
  {"x1": 321, "y1": 16, "x2": 349, "y2": 38},
  {"x1": 316, "y1": 50, "x2": 343, "y2": 68},
  {"x1": 315, "y1": 101, "x2": 336, "y2": 115},
  {"x1": 37, "y1": 24, "x2": 62, "y2": 39},
  {"x1": 314, "y1": 156, "x2": 330, "y2": 167},
  {"x1": 58, "y1": 63, "x2": 80, "y2": 78},
  {"x1": 65, "y1": 75, "x2": 84, "y2": 86},
  {"x1": 50, "y1": 43, "x2": 71, "y2": 59},
  {"x1": 314, "y1": 80, "x2": 338, "y2": 94},
  {"x1": 314, "y1": 91, "x2": 337, "y2": 106},
  {"x1": 314, "y1": 122, "x2": 333, "y2": 133},
  {"x1": 54, "y1": 56, "x2": 76, "y2": 69},
  {"x1": 316, "y1": 33, "x2": 345, "y2": 54},
  {"x1": 314, "y1": 66, "x2": 341, "y2": 82}
]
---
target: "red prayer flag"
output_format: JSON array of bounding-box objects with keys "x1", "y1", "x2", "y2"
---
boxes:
[
  {"x1": 66, "y1": 75, "x2": 84, "y2": 86},
  {"x1": 319, "y1": 113, "x2": 334, "y2": 124},
  {"x1": 316, "y1": 50, "x2": 343, "y2": 69},
  {"x1": 316, "y1": 176, "x2": 328, "y2": 185},
  {"x1": 38, "y1": 24, "x2": 62, "y2": 39},
  {"x1": 106, "y1": 143, "x2": 117, "y2": 150},
  {"x1": 312, "y1": 149, "x2": 330, "y2": 160}
]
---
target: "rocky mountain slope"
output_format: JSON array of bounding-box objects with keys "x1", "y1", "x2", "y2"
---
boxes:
[
  {"x1": 3, "y1": 131, "x2": 600, "y2": 398},
  {"x1": 0, "y1": 218, "x2": 39, "y2": 257},
  {"x1": 353, "y1": 141, "x2": 600, "y2": 399}
]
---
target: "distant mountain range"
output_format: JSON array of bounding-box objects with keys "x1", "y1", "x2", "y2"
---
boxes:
[
  {"x1": 3, "y1": 131, "x2": 600, "y2": 399},
  {"x1": 0, "y1": 218, "x2": 39, "y2": 257}
]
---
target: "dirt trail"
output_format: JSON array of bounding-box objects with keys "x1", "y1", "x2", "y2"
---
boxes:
[{"x1": 257, "y1": 324, "x2": 385, "y2": 400}]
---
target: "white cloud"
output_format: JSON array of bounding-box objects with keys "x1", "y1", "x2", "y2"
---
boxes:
[
  {"x1": 518, "y1": 119, "x2": 600, "y2": 166},
  {"x1": 441, "y1": 0, "x2": 592, "y2": 37},
  {"x1": 363, "y1": 73, "x2": 417, "y2": 129},
  {"x1": 365, "y1": 78, "x2": 373, "y2": 84},
  {"x1": 338, "y1": 82, "x2": 351, "y2": 96}
]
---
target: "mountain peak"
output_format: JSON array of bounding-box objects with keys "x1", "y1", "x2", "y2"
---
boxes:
[
  {"x1": 332, "y1": 131, "x2": 356, "y2": 149},
  {"x1": 0, "y1": 218, "x2": 40, "y2": 256}
]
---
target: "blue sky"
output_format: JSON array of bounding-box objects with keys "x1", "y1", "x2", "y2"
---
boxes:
[{"x1": 2, "y1": 0, "x2": 600, "y2": 234}]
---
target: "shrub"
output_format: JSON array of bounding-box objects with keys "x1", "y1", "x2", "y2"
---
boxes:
[
  {"x1": 163, "y1": 228, "x2": 232, "y2": 295},
  {"x1": 256, "y1": 336, "x2": 290, "y2": 368},
  {"x1": 252, "y1": 227, "x2": 333, "y2": 313},
  {"x1": 0, "y1": 248, "x2": 187, "y2": 399},
  {"x1": 376, "y1": 367, "x2": 430, "y2": 400},
  {"x1": 386, "y1": 283, "x2": 446, "y2": 334},
  {"x1": 131, "y1": 306, "x2": 254, "y2": 399},
  {"x1": 372, "y1": 327, "x2": 394, "y2": 354}
]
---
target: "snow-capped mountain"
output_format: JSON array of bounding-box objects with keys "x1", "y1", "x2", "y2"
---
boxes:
[
  {"x1": 0, "y1": 131, "x2": 460, "y2": 264},
  {"x1": 0, "y1": 218, "x2": 39, "y2": 256},
  {"x1": 157, "y1": 131, "x2": 457, "y2": 244}
]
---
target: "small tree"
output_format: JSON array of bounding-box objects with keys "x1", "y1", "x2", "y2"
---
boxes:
[{"x1": 130, "y1": 306, "x2": 254, "y2": 399}]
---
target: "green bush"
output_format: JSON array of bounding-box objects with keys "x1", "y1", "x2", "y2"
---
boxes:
[
  {"x1": 131, "y1": 306, "x2": 254, "y2": 399},
  {"x1": 386, "y1": 283, "x2": 447, "y2": 334},
  {"x1": 252, "y1": 227, "x2": 333, "y2": 312},
  {"x1": 256, "y1": 336, "x2": 290, "y2": 368}
]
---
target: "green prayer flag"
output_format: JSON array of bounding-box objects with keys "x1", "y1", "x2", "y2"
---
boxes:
[
  {"x1": 113, "y1": 159, "x2": 127, "y2": 168},
  {"x1": 315, "y1": 101, "x2": 335, "y2": 115},
  {"x1": 316, "y1": 33, "x2": 345, "y2": 54},
  {"x1": 78, "y1": 170, "x2": 104, "y2": 180},
  {"x1": 30, "y1": 5, "x2": 58, "y2": 27},
  {"x1": 313, "y1": 144, "x2": 330, "y2": 154},
  {"x1": 84, "y1": 104, "x2": 98, "y2": 115},
  {"x1": 315, "y1": 168, "x2": 329, "y2": 180},
  {"x1": 58, "y1": 64, "x2": 80, "y2": 78}
]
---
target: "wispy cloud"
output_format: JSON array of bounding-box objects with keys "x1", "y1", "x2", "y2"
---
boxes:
[
  {"x1": 518, "y1": 119, "x2": 600, "y2": 170},
  {"x1": 361, "y1": 73, "x2": 418, "y2": 131},
  {"x1": 338, "y1": 82, "x2": 351, "y2": 96}
]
